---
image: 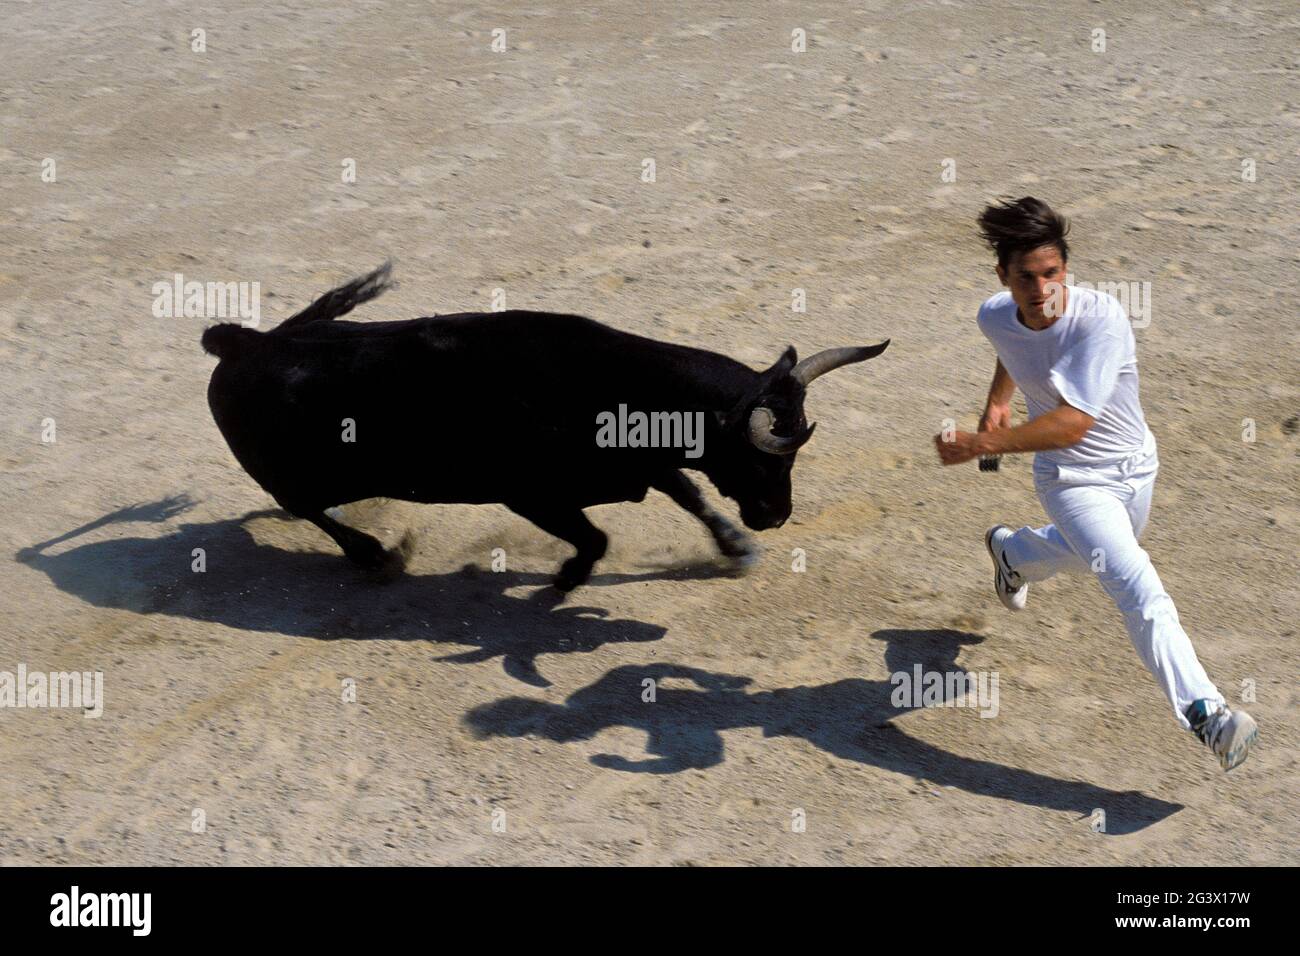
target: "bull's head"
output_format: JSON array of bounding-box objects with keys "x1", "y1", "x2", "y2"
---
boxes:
[{"x1": 710, "y1": 341, "x2": 890, "y2": 530}]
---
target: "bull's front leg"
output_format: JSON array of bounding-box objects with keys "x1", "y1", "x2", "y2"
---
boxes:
[
  {"x1": 651, "y1": 470, "x2": 758, "y2": 569},
  {"x1": 505, "y1": 503, "x2": 608, "y2": 592}
]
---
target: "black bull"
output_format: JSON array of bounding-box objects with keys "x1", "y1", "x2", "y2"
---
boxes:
[{"x1": 202, "y1": 262, "x2": 888, "y2": 591}]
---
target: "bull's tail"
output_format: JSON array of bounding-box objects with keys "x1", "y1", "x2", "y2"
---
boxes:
[
  {"x1": 273, "y1": 260, "x2": 395, "y2": 333},
  {"x1": 201, "y1": 323, "x2": 262, "y2": 359},
  {"x1": 201, "y1": 261, "x2": 394, "y2": 360}
]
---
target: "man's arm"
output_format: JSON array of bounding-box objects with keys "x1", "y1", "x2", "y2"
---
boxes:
[
  {"x1": 979, "y1": 359, "x2": 1016, "y2": 432},
  {"x1": 935, "y1": 402, "x2": 1095, "y2": 465}
]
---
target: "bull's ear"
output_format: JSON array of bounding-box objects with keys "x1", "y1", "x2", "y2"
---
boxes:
[
  {"x1": 721, "y1": 347, "x2": 799, "y2": 428},
  {"x1": 763, "y1": 346, "x2": 798, "y2": 379}
]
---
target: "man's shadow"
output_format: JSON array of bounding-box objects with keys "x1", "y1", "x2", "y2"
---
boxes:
[
  {"x1": 14, "y1": 495, "x2": 669, "y2": 687},
  {"x1": 465, "y1": 630, "x2": 1183, "y2": 833}
]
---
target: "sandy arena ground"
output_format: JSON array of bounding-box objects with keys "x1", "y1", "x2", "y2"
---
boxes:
[{"x1": 1, "y1": 0, "x2": 1297, "y2": 864}]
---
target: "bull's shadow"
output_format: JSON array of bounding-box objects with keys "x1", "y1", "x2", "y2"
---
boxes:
[
  {"x1": 15, "y1": 495, "x2": 668, "y2": 687},
  {"x1": 465, "y1": 630, "x2": 1183, "y2": 833}
]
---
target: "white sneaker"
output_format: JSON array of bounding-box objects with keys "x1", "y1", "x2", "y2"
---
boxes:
[
  {"x1": 1186, "y1": 699, "x2": 1258, "y2": 771},
  {"x1": 985, "y1": 525, "x2": 1028, "y2": 611}
]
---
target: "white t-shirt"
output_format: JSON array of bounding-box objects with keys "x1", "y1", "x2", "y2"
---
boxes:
[{"x1": 976, "y1": 285, "x2": 1152, "y2": 469}]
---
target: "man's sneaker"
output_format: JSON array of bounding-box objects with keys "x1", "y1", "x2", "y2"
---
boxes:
[
  {"x1": 985, "y1": 525, "x2": 1028, "y2": 611},
  {"x1": 1186, "y1": 699, "x2": 1258, "y2": 771}
]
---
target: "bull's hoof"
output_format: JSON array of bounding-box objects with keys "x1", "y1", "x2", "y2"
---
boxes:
[
  {"x1": 363, "y1": 549, "x2": 406, "y2": 578},
  {"x1": 375, "y1": 550, "x2": 407, "y2": 579},
  {"x1": 554, "y1": 556, "x2": 594, "y2": 593},
  {"x1": 729, "y1": 545, "x2": 760, "y2": 570},
  {"x1": 713, "y1": 525, "x2": 759, "y2": 572},
  {"x1": 712, "y1": 522, "x2": 753, "y2": 555},
  {"x1": 349, "y1": 533, "x2": 411, "y2": 579},
  {"x1": 723, "y1": 548, "x2": 760, "y2": 576}
]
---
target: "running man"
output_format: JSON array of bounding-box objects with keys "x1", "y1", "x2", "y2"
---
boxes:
[{"x1": 934, "y1": 196, "x2": 1257, "y2": 770}]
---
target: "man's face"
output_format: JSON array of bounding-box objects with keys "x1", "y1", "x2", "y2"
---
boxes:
[{"x1": 996, "y1": 244, "x2": 1067, "y2": 325}]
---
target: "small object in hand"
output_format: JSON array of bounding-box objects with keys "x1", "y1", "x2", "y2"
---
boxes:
[{"x1": 979, "y1": 455, "x2": 1001, "y2": 472}]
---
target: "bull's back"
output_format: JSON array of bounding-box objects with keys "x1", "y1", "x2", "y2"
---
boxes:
[{"x1": 206, "y1": 311, "x2": 688, "y2": 508}]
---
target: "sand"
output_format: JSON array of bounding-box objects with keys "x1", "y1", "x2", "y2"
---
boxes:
[{"x1": 1, "y1": 0, "x2": 1296, "y2": 864}]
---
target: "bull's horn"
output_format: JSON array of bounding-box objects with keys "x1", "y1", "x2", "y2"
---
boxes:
[
  {"x1": 791, "y1": 341, "x2": 890, "y2": 387},
  {"x1": 748, "y1": 407, "x2": 816, "y2": 456}
]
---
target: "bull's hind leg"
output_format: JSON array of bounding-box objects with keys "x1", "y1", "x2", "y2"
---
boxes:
[
  {"x1": 297, "y1": 507, "x2": 408, "y2": 575},
  {"x1": 652, "y1": 471, "x2": 757, "y2": 568},
  {"x1": 506, "y1": 504, "x2": 608, "y2": 592}
]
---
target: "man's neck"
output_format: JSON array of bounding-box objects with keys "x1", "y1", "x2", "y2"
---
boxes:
[{"x1": 1016, "y1": 286, "x2": 1068, "y2": 331}]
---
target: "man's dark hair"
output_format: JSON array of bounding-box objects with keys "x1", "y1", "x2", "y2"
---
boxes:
[{"x1": 977, "y1": 196, "x2": 1070, "y2": 269}]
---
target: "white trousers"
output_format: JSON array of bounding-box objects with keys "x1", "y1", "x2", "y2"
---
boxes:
[{"x1": 1001, "y1": 439, "x2": 1223, "y2": 729}]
